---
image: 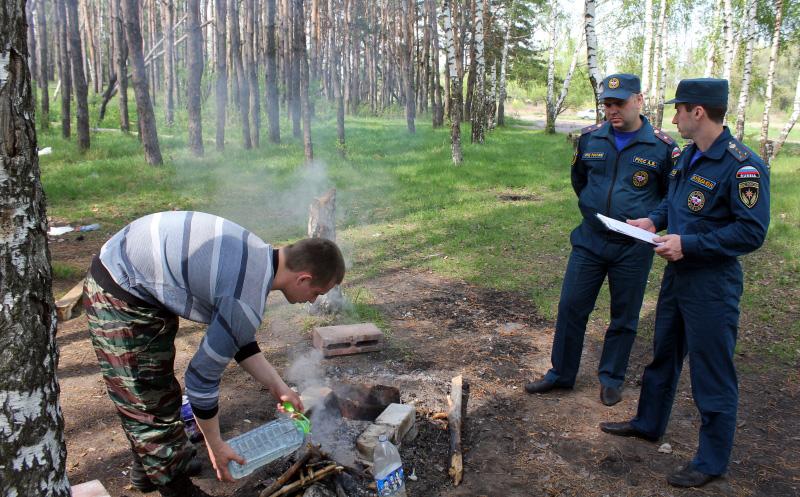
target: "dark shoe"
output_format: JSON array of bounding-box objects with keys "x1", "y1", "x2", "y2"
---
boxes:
[
  {"x1": 666, "y1": 464, "x2": 719, "y2": 488},
  {"x1": 524, "y1": 378, "x2": 568, "y2": 394},
  {"x1": 157, "y1": 474, "x2": 213, "y2": 497},
  {"x1": 184, "y1": 458, "x2": 202, "y2": 477},
  {"x1": 600, "y1": 385, "x2": 622, "y2": 406},
  {"x1": 599, "y1": 421, "x2": 659, "y2": 442}
]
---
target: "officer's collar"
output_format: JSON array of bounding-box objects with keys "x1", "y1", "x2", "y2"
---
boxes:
[
  {"x1": 594, "y1": 115, "x2": 656, "y2": 144},
  {"x1": 696, "y1": 126, "x2": 733, "y2": 160}
]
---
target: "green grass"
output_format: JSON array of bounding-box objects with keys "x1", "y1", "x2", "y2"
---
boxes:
[{"x1": 37, "y1": 96, "x2": 800, "y2": 362}]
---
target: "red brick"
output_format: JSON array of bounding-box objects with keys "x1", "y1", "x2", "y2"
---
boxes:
[{"x1": 312, "y1": 323, "x2": 384, "y2": 357}]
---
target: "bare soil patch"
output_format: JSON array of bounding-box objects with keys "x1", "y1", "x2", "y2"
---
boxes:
[{"x1": 53, "y1": 237, "x2": 799, "y2": 497}]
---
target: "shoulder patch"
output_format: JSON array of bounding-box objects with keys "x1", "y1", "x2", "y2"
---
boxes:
[
  {"x1": 580, "y1": 123, "x2": 602, "y2": 135},
  {"x1": 736, "y1": 165, "x2": 760, "y2": 179},
  {"x1": 726, "y1": 140, "x2": 750, "y2": 162},
  {"x1": 653, "y1": 128, "x2": 676, "y2": 147}
]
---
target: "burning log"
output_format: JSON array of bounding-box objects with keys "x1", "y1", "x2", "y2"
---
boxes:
[
  {"x1": 447, "y1": 374, "x2": 469, "y2": 486},
  {"x1": 308, "y1": 188, "x2": 345, "y2": 315},
  {"x1": 258, "y1": 450, "x2": 314, "y2": 497}
]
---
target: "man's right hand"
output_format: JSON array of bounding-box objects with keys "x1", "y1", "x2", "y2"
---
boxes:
[
  {"x1": 627, "y1": 217, "x2": 656, "y2": 233},
  {"x1": 205, "y1": 439, "x2": 246, "y2": 482}
]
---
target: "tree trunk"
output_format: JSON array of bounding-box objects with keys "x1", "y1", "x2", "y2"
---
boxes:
[
  {"x1": 584, "y1": 0, "x2": 602, "y2": 123},
  {"x1": 651, "y1": 0, "x2": 666, "y2": 125},
  {"x1": 654, "y1": 8, "x2": 668, "y2": 128},
  {"x1": 187, "y1": 0, "x2": 204, "y2": 155},
  {"x1": 161, "y1": 0, "x2": 176, "y2": 125},
  {"x1": 245, "y1": 0, "x2": 260, "y2": 147},
  {"x1": 329, "y1": 0, "x2": 344, "y2": 155},
  {"x1": 65, "y1": 0, "x2": 90, "y2": 150},
  {"x1": 544, "y1": 1, "x2": 557, "y2": 134},
  {"x1": 555, "y1": 36, "x2": 582, "y2": 120},
  {"x1": 721, "y1": 0, "x2": 734, "y2": 83},
  {"x1": 112, "y1": 0, "x2": 130, "y2": 132},
  {"x1": 0, "y1": 2, "x2": 70, "y2": 494},
  {"x1": 80, "y1": 0, "x2": 99, "y2": 93},
  {"x1": 215, "y1": 0, "x2": 227, "y2": 149},
  {"x1": 288, "y1": 0, "x2": 301, "y2": 135},
  {"x1": 735, "y1": 0, "x2": 756, "y2": 141},
  {"x1": 444, "y1": 0, "x2": 462, "y2": 165},
  {"x1": 704, "y1": 0, "x2": 721, "y2": 77},
  {"x1": 429, "y1": 0, "x2": 444, "y2": 128},
  {"x1": 470, "y1": 0, "x2": 485, "y2": 143},
  {"x1": 464, "y1": 0, "x2": 476, "y2": 119},
  {"x1": 295, "y1": 0, "x2": 313, "y2": 162},
  {"x1": 36, "y1": 0, "x2": 49, "y2": 129},
  {"x1": 772, "y1": 69, "x2": 800, "y2": 158},
  {"x1": 497, "y1": 1, "x2": 512, "y2": 127},
  {"x1": 55, "y1": 0, "x2": 72, "y2": 138},
  {"x1": 122, "y1": 0, "x2": 163, "y2": 165},
  {"x1": 265, "y1": 0, "x2": 280, "y2": 143},
  {"x1": 759, "y1": 0, "x2": 783, "y2": 159},
  {"x1": 641, "y1": 0, "x2": 653, "y2": 116},
  {"x1": 229, "y1": 0, "x2": 252, "y2": 148},
  {"x1": 404, "y1": 0, "x2": 416, "y2": 134}
]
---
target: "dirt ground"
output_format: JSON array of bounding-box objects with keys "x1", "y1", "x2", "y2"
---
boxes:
[{"x1": 54, "y1": 234, "x2": 800, "y2": 497}]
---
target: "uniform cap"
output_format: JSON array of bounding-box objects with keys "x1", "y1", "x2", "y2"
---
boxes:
[
  {"x1": 665, "y1": 78, "x2": 729, "y2": 107},
  {"x1": 599, "y1": 74, "x2": 641, "y2": 101}
]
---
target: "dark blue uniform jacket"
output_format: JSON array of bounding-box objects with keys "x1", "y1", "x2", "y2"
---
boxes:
[
  {"x1": 648, "y1": 127, "x2": 770, "y2": 268},
  {"x1": 572, "y1": 117, "x2": 679, "y2": 234}
]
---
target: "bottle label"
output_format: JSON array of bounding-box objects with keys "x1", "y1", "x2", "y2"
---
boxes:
[{"x1": 376, "y1": 467, "x2": 405, "y2": 496}]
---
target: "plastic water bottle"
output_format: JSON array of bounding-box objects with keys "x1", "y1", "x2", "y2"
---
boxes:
[
  {"x1": 373, "y1": 435, "x2": 407, "y2": 497},
  {"x1": 226, "y1": 403, "x2": 311, "y2": 480},
  {"x1": 180, "y1": 395, "x2": 204, "y2": 443}
]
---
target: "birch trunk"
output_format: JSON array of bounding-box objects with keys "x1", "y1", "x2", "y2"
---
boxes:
[
  {"x1": 112, "y1": 0, "x2": 130, "y2": 132},
  {"x1": 161, "y1": 0, "x2": 175, "y2": 125},
  {"x1": 122, "y1": 0, "x2": 163, "y2": 165},
  {"x1": 641, "y1": 0, "x2": 653, "y2": 115},
  {"x1": 56, "y1": 0, "x2": 72, "y2": 138},
  {"x1": 405, "y1": 0, "x2": 416, "y2": 133},
  {"x1": 704, "y1": 0, "x2": 721, "y2": 77},
  {"x1": 584, "y1": 0, "x2": 602, "y2": 123},
  {"x1": 430, "y1": 0, "x2": 444, "y2": 127},
  {"x1": 555, "y1": 35, "x2": 582, "y2": 118},
  {"x1": 487, "y1": 60, "x2": 496, "y2": 130},
  {"x1": 464, "y1": 0, "x2": 476, "y2": 119},
  {"x1": 187, "y1": 0, "x2": 204, "y2": 155},
  {"x1": 265, "y1": 0, "x2": 280, "y2": 143},
  {"x1": 470, "y1": 0, "x2": 485, "y2": 143},
  {"x1": 497, "y1": 2, "x2": 512, "y2": 126},
  {"x1": 215, "y1": 0, "x2": 227, "y2": 149},
  {"x1": 759, "y1": 0, "x2": 783, "y2": 159},
  {"x1": 721, "y1": 0, "x2": 734, "y2": 83},
  {"x1": 66, "y1": 0, "x2": 90, "y2": 150},
  {"x1": 648, "y1": 0, "x2": 665, "y2": 119},
  {"x1": 772, "y1": 69, "x2": 800, "y2": 158},
  {"x1": 0, "y1": 5, "x2": 70, "y2": 495},
  {"x1": 654, "y1": 16, "x2": 668, "y2": 128},
  {"x1": 36, "y1": 0, "x2": 49, "y2": 128},
  {"x1": 444, "y1": 0, "x2": 462, "y2": 165},
  {"x1": 545, "y1": 2, "x2": 557, "y2": 134},
  {"x1": 735, "y1": 0, "x2": 756, "y2": 141}
]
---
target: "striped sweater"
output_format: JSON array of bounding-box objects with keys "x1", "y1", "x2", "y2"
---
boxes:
[{"x1": 99, "y1": 211, "x2": 275, "y2": 418}]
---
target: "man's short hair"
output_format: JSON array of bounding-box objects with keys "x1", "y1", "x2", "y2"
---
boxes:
[
  {"x1": 682, "y1": 103, "x2": 727, "y2": 124},
  {"x1": 284, "y1": 238, "x2": 345, "y2": 286}
]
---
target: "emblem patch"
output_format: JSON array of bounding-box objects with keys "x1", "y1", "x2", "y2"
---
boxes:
[
  {"x1": 671, "y1": 146, "x2": 681, "y2": 160},
  {"x1": 632, "y1": 156, "x2": 659, "y2": 169},
  {"x1": 689, "y1": 174, "x2": 717, "y2": 191},
  {"x1": 571, "y1": 150, "x2": 578, "y2": 166},
  {"x1": 687, "y1": 190, "x2": 705, "y2": 212},
  {"x1": 738, "y1": 181, "x2": 759, "y2": 208},
  {"x1": 670, "y1": 168, "x2": 679, "y2": 178},
  {"x1": 632, "y1": 170, "x2": 649, "y2": 187},
  {"x1": 582, "y1": 152, "x2": 606, "y2": 160},
  {"x1": 608, "y1": 77, "x2": 620, "y2": 89},
  {"x1": 736, "y1": 165, "x2": 760, "y2": 179}
]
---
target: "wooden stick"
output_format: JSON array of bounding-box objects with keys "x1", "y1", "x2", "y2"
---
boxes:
[
  {"x1": 258, "y1": 450, "x2": 313, "y2": 497},
  {"x1": 266, "y1": 464, "x2": 343, "y2": 497},
  {"x1": 447, "y1": 374, "x2": 468, "y2": 486}
]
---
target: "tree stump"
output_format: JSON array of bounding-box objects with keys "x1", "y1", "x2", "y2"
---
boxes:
[{"x1": 308, "y1": 188, "x2": 344, "y2": 315}]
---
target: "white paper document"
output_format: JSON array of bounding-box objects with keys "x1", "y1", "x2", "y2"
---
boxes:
[{"x1": 595, "y1": 213, "x2": 661, "y2": 246}]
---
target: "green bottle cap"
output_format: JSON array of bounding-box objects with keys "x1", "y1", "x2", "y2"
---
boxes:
[{"x1": 281, "y1": 401, "x2": 311, "y2": 435}]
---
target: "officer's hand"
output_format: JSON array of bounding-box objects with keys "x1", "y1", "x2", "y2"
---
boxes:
[
  {"x1": 626, "y1": 217, "x2": 656, "y2": 233},
  {"x1": 205, "y1": 439, "x2": 245, "y2": 482},
  {"x1": 653, "y1": 234, "x2": 683, "y2": 261}
]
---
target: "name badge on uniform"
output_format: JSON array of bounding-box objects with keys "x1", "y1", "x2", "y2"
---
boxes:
[
  {"x1": 582, "y1": 152, "x2": 606, "y2": 161},
  {"x1": 632, "y1": 156, "x2": 659, "y2": 169},
  {"x1": 689, "y1": 174, "x2": 717, "y2": 191}
]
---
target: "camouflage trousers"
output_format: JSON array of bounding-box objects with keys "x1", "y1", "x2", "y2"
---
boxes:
[{"x1": 83, "y1": 266, "x2": 194, "y2": 486}]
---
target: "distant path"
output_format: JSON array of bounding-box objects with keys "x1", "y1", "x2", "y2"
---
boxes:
[{"x1": 513, "y1": 114, "x2": 592, "y2": 134}]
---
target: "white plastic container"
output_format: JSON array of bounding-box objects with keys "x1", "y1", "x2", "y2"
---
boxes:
[
  {"x1": 373, "y1": 434, "x2": 407, "y2": 497},
  {"x1": 226, "y1": 416, "x2": 307, "y2": 480}
]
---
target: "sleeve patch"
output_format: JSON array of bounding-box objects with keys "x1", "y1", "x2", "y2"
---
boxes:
[
  {"x1": 671, "y1": 146, "x2": 681, "y2": 160},
  {"x1": 736, "y1": 165, "x2": 760, "y2": 179},
  {"x1": 738, "y1": 181, "x2": 759, "y2": 208}
]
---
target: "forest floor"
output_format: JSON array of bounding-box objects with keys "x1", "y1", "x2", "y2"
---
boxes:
[{"x1": 55, "y1": 235, "x2": 800, "y2": 497}]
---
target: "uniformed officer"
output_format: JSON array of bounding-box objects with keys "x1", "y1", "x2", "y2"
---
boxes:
[
  {"x1": 599, "y1": 78, "x2": 770, "y2": 488},
  {"x1": 525, "y1": 74, "x2": 680, "y2": 406}
]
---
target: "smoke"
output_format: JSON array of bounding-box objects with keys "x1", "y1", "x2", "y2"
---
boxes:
[{"x1": 286, "y1": 349, "x2": 325, "y2": 392}]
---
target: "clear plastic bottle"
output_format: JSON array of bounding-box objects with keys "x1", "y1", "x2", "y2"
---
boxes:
[
  {"x1": 373, "y1": 435, "x2": 407, "y2": 497},
  {"x1": 226, "y1": 404, "x2": 310, "y2": 480}
]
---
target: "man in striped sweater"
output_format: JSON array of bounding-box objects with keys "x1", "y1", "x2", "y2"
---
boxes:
[{"x1": 83, "y1": 211, "x2": 345, "y2": 497}]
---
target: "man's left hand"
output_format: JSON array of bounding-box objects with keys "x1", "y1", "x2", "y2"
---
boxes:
[{"x1": 654, "y1": 234, "x2": 683, "y2": 261}]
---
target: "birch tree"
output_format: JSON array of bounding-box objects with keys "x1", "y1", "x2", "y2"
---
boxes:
[
  {"x1": 429, "y1": 0, "x2": 444, "y2": 128},
  {"x1": 444, "y1": 0, "x2": 462, "y2": 165},
  {"x1": 735, "y1": 0, "x2": 757, "y2": 141},
  {"x1": 652, "y1": 0, "x2": 667, "y2": 127},
  {"x1": 772, "y1": 70, "x2": 800, "y2": 158},
  {"x1": 704, "y1": 0, "x2": 722, "y2": 77},
  {"x1": 721, "y1": 0, "x2": 734, "y2": 83},
  {"x1": 641, "y1": 0, "x2": 653, "y2": 116},
  {"x1": 471, "y1": 0, "x2": 486, "y2": 143},
  {"x1": 759, "y1": 0, "x2": 784, "y2": 159},
  {"x1": 0, "y1": 2, "x2": 70, "y2": 494},
  {"x1": 497, "y1": 1, "x2": 512, "y2": 126},
  {"x1": 545, "y1": 2, "x2": 557, "y2": 134},
  {"x1": 584, "y1": 0, "x2": 602, "y2": 123}
]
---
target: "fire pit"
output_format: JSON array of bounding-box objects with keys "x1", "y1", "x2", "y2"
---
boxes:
[{"x1": 331, "y1": 384, "x2": 400, "y2": 421}]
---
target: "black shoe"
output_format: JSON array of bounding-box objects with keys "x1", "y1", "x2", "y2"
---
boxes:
[
  {"x1": 184, "y1": 458, "x2": 202, "y2": 477},
  {"x1": 598, "y1": 421, "x2": 659, "y2": 442},
  {"x1": 600, "y1": 385, "x2": 622, "y2": 406},
  {"x1": 524, "y1": 378, "x2": 568, "y2": 394},
  {"x1": 157, "y1": 474, "x2": 213, "y2": 497},
  {"x1": 666, "y1": 464, "x2": 719, "y2": 488}
]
